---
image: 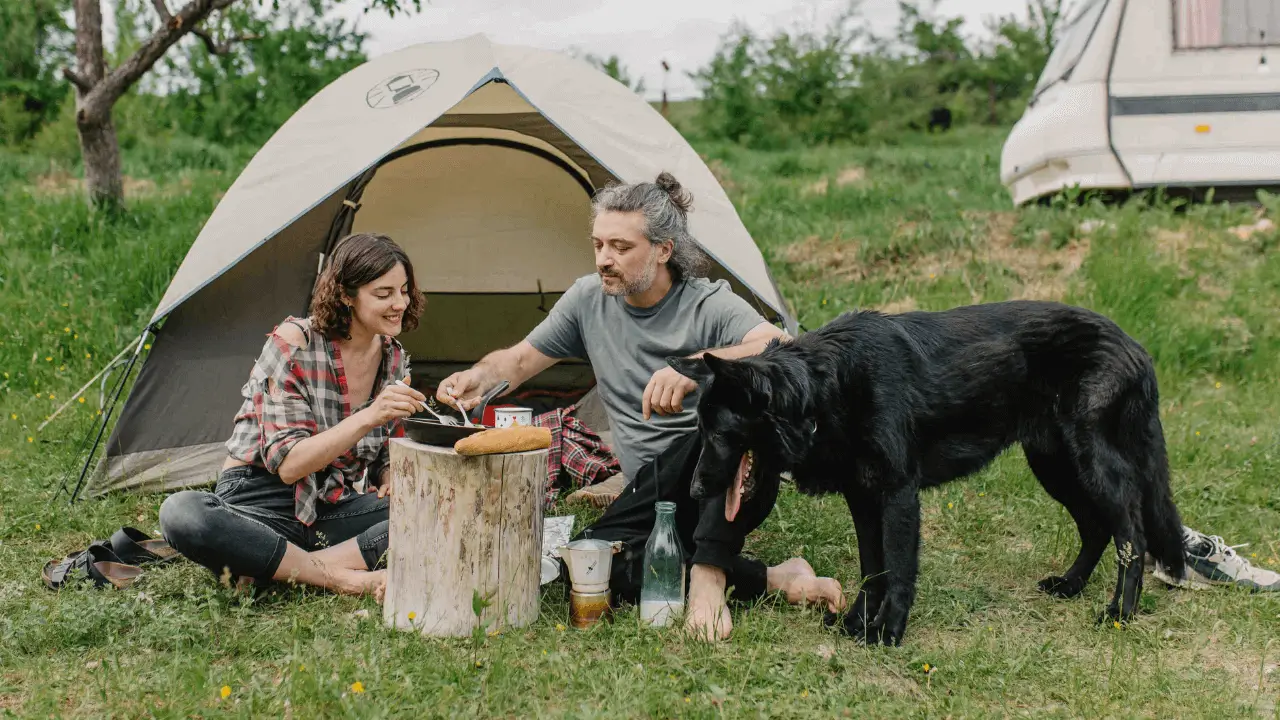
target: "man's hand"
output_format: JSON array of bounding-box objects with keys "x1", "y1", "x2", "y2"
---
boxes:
[
  {"x1": 642, "y1": 366, "x2": 698, "y2": 421},
  {"x1": 375, "y1": 468, "x2": 392, "y2": 498},
  {"x1": 436, "y1": 366, "x2": 495, "y2": 412}
]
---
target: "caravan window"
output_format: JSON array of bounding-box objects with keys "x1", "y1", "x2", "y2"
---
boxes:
[
  {"x1": 1174, "y1": 0, "x2": 1280, "y2": 49},
  {"x1": 1033, "y1": 0, "x2": 1110, "y2": 97}
]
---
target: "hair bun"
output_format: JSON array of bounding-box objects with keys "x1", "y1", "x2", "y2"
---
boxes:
[{"x1": 654, "y1": 171, "x2": 693, "y2": 213}]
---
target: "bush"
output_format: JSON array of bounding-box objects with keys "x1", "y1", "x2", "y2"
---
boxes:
[{"x1": 690, "y1": 0, "x2": 1066, "y2": 147}]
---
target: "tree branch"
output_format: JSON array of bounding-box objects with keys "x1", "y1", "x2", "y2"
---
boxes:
[
  {"x1": 191, "y1": 26, "x2": 262, "y2": 55},
  {"x1": 151, "y1": 0, "x2": 173, "y2": 22},
  {"x1": 62, "y1": 67, "x2": 93, "y2": 93},
  {"x1": 80, "y1": 0, "x2": 243, "y2": 121}
]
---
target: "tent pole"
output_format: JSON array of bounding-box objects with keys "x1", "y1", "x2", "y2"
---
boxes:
[
  {"x1": 49, "y1": 332, "x2": 141, "y2": 504},
  {"x1": 58, "y1": 329, "x2": 153, "y2": 505}
]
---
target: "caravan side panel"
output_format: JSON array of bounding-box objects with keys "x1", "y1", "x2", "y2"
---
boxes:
[{"x1": 1110, "y1": 0, "x2": 1280, "y2": 188}]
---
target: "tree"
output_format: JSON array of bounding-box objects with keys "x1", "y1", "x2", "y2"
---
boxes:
[
  {"x1": 63, "y1": 0, "x2": 419, "y2": 210},
  {"x1": 156, "y1": 1, "x2": 366, "y2": 146}
]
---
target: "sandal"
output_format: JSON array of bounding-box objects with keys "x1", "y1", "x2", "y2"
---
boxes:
[
  {"x1": 42, "y1": 542, "x2": 142, "y2": 590},
  {"x1": 109, "y1": 526, "x2": 178, "y2": 566}
]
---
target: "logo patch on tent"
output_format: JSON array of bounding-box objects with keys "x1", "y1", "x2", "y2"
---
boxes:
[{"x1": 366, "y1": 69, "x2": 440, "y2": 109}]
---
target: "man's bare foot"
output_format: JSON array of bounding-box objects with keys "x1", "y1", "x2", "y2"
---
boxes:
[
  {"x1": 768, "y1": 557, "x2": 846, "y2": 613},
  {"x1": 684, "y1": 564, "x2": 732, "y2": 642},
  {"x1": 373, "y1": 571, "x2": 388, "y2": 604}
]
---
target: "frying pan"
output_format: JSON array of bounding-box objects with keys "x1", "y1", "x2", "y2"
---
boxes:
[{"x1": 401, "y1": 380, "x2": 510, "y2": 447}]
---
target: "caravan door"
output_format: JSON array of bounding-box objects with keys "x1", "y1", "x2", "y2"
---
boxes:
[{"x1": 1109, "y1": 0, "x2": 1280, "y2": 191}]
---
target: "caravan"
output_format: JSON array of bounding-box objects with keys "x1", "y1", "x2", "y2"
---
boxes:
[{"x1": 1001, "y1": 0, "x2": 1280, "y2": 205}]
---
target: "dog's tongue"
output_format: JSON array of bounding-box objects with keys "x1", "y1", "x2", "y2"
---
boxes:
[{"x1": 726, "y1": 453, "x2": 748, "y2": 522}]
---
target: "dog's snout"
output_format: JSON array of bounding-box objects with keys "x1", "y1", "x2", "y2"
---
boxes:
[{"x1": 689, "y1": 478, "x2": 709, "y2": 500}]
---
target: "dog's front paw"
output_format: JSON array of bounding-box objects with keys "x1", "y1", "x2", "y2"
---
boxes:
[
  {"x1": 854, "y1": 592, "x2": 910, "y2": 647},
  {"x1": 833, "y1": 590, "x2": 872, "y2": 637},
  {"x1": 1038, "y1": 575, "x2": 1086, "y2": 599},
  {"x1": 1096, "y1": 603, "x2": 1131, "y2": 627}
]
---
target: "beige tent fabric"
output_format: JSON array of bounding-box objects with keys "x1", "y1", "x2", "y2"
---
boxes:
[
  {"x1": 150, "y1": 34, "x2": 788, "y2": 325},
  {"x1": 493, "y1": 43, "x2": 780, "y2": 309},
  {"x1": 151, "y1": 36, "x2": 500, "y2": 320},
  {"x1": 351, "y1": 142, "x2": 596, "y2": 294}
]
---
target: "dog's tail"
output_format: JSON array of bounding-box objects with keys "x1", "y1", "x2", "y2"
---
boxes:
[{"x1": 1131, "y1": 373, "x2": 1186, "y2": 582}]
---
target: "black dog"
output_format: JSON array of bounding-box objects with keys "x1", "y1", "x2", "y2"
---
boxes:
[
  {"x1": 669, "y1": 300, "x2": 1186, "y2": 646},
  {"x1": 928, "y1": 106, "x2": 952, "y2": 132}
]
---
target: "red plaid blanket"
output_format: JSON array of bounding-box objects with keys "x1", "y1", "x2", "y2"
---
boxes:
[{"x1": 533, "y1": 402, "x2": 621, "y2": 509}]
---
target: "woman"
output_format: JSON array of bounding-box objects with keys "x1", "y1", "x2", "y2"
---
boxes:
[{"x1": 159, "y1": 232, "x2": 428, "y2": 596}]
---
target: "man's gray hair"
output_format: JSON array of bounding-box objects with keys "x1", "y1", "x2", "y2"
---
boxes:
[{"x1": 591, "y1": 171, "x2": 710, "y2": 281}]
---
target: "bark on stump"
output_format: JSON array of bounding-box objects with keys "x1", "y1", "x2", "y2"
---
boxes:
[{"x1": 383, "y1": 438, "x2": 547, "y2": 637}]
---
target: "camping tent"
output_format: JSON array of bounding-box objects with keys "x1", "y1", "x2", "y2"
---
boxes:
[
  {"x1": 1000, "y1": 0, "x2": 1280, "y2": 206},
  {"x1": 82, "y1": 34, "x2": 796, "y2": 498}
]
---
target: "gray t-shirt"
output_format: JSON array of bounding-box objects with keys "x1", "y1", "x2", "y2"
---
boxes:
[{"x1": 526, "y1": 274, "x2": 767, "y2": 481}]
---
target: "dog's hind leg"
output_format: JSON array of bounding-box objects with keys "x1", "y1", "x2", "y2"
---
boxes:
[
  {"x1": 1068, "y1": 428, "x2": 1148, "y2": 623},
  {"x1": 1025, "y1": 449, "x2": 1111, "y2": 599},
  {"x1": 829, "y1": 490, "x2": 887, "y2": 640}
]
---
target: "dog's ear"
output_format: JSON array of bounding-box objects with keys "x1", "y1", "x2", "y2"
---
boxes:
[
  {"x1": 667, "y1": 356, "x2": 713, "y2": 384},
  {"x1": 703, "y1": 355, "x2": 772, "y2": 402}
]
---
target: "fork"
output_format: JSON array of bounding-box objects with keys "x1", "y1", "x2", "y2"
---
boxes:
[{"x1": 396, "y1": 380, "x2": 459, "y2": 426}]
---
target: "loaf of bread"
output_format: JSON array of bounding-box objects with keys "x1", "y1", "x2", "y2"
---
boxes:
[{"x1": 454, "y1": 426, "x2": 552, "y2": 456}]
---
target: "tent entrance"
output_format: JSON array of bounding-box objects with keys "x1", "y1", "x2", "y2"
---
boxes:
[{"x1": 345, "y1": 93, "x2": 605, "y2": 409}]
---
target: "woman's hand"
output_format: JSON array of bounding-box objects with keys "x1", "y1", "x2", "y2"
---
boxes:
[
  {"x1": 362, "y1": 379, "x2": 426, "y2": 428},
  {"x1": 375, "y1": 468, "x2": 392, "y2": 498}
]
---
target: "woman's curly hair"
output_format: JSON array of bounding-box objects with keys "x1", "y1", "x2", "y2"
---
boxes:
[{"x1": 310, "y1": 233, "x2": 425, "y2": 340}]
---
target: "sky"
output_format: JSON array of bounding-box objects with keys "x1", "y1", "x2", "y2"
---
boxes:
[{"x1": 332, "y1": 0, "x2": 1034, "y2": 100}]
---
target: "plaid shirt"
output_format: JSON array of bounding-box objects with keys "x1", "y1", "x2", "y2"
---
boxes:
[
  {"x1": 225, "y1": 317, "x2": 408, "y2": 525},
  {"x1": 534, "y1": 401, "x2": 622, "y2": 509}
]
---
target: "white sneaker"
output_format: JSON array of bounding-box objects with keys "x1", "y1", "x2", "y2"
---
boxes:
[{"x1": 1151, "y1": 526, "x2": 1280, "y2": 592}]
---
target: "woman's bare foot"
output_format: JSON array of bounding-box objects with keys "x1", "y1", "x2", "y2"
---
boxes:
[
  {"x1": 768, "y1": 557, "x2": 847, "y2": 613},
  {"x1": 332, "y1": 568, "x2": 385, "y2": 597},
  {"x1": 348, "y1": 566, "x2": 386, "y2": 594},
  {"x1": 684, "y1": 564, "x2": 733, "y2": 642},
  {"x1": 373, "y1": 571, "x2": 388, "y2": 604}
]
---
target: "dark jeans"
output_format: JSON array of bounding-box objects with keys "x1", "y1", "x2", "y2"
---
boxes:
[
  {"x1": 572, "y1": 430, "x2": 778, "y2": 605},
  {"x1": 158, "y1": 465, "x2": 389, "y2": 581}
]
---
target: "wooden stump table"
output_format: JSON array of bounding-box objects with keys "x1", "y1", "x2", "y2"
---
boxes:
[{"x1": 383, "y1": 438, "x2": 548, "y2": 637}]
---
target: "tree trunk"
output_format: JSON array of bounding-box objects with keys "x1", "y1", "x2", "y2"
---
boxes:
[
  {"x1": 66, "y1": 0, "x2": 249, "y2": 210},
  {"x1": 71, "y1": 0, "x2": 125, "y2": 210},
  {"x1": 382, "y1": 439, "x2": 547, "y2": 638},
  {"x1": 77, "y1": 113, "x2": 125, "y2": 210}
]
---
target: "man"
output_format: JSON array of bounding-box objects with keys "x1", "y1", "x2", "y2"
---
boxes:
[{"x1": 438, "y1": 171, "x2": 845, "y2": 641}]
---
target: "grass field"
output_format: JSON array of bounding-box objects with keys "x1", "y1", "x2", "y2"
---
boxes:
[{"x1": 2, "y1": 127, "x2": 1279, "y2": 718}]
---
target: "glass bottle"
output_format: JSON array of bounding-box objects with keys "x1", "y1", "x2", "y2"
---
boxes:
[{"x1": 639, "y1": 501, "x2": 686, "y2": 627}]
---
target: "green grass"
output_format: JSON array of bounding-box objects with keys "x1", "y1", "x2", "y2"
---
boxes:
[{"x1": 2, "y1": 129, "x2": 1280, "y2": 718}]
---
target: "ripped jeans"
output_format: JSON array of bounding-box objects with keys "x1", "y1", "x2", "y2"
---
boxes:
[{"x1": 158, "y1": 465, "x2": 388, "y2": 581}]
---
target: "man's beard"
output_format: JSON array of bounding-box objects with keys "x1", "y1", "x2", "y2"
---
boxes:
[{"x1": 599, "y1": 248, "x2": 659, "y2": 297}]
